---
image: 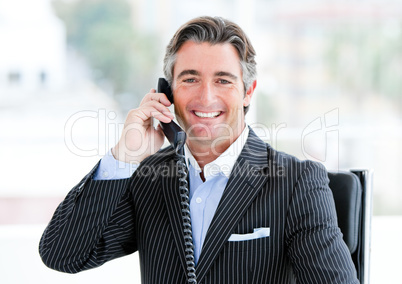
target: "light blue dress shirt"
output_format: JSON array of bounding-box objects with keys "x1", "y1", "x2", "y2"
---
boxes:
[{"x1": 93, "y1": 126, "x2": 250, "y2": 264}]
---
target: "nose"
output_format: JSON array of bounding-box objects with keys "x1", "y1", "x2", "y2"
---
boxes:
[{"x1": 199, "y1": 82, "x2": 216, "y2": 105}]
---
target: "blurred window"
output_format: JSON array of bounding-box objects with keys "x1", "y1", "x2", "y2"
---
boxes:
[{"x1": 8, "y1": 71, "x2": 21, "y2": 86}]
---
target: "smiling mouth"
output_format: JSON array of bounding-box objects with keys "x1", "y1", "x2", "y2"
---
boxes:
[{"x1": 194, "y1": 111, "x2": 222, "y2": 118}]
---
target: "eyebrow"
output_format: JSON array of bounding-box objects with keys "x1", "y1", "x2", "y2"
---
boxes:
[
  {"x1": 214, "y1": 71, "x2": 238, "y2": 81},
  {"x1": 176, "y1": 69, "x2": 200, "y2": 79},
  {"x1": 176, "y1": 70, "x2": 238, "y2": 81}
]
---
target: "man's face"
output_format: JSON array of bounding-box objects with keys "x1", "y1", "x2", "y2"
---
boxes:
[{"x1": 172, "y1": 41, "x2": 255, "y2": 153}]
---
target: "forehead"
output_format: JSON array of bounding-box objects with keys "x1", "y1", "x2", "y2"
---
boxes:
[{"x1": 173, "y1": 41, "x2": 242, "y2": 77}]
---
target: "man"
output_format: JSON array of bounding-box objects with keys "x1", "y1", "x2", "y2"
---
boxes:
[{"x1": 39, "y1": 16, "x2": 359, "y2": 283}]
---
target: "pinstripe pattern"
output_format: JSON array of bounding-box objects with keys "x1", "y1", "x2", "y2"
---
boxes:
[{"x1": 39, "y1": 128, "x2": 358, "y2": 283}]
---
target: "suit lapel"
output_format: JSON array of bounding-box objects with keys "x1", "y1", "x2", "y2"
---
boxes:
[{"x1": 196, "y1": 129, "x2": 269, "y2": 281}]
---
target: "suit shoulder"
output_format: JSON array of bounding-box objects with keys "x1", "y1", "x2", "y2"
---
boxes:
[
  {"x1": 265, "y1": 143, "x2": 327, "y2": 176},
  {"x1": 128, "y1": 146, "x2": 177, "y2": 185},
  {"x1": 140, "y1": 145, "x2": 176, "y2": 166}
]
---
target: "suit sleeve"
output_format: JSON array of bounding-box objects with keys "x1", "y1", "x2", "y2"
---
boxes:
[
  {"x1": 39, "y1": 162, "x2": 137, "y2": 273},
  {"x1": 285, "y1": 161, "x2": 359, "y2": 284}
]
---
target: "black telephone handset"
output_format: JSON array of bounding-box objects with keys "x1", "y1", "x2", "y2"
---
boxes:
[
  {"x1": 157, "y1": 78, "x2": 186, "y2": 153},
  {"x1": 157, "y1": 78, "x2": 197, "y2": 283}
]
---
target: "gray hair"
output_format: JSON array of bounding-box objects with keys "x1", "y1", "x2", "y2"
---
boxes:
[{"x1": 163, "y1": 16, "x2": 257, "y2": 113}]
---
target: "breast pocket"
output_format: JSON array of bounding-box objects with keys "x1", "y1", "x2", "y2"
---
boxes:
[
  {"x1": 216, "y1": 234, "x2": 270, "y2": 283},
  {"x1": 228, "y1": 227, "x2": 270, "y2": 242},
  {"x1": 226, "y1": 232, "x2": 270, "y2": 253}
]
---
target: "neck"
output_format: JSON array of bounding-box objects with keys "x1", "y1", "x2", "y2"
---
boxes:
[
  {"x1": 187, "y1": 141, "x2": 231, "y2": 170},
  {"x1": 186, "y1": 125, "x2": 246, "y2": 170}
]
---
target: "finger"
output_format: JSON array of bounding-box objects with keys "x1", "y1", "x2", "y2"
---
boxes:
[
  {"x1": 143, "y1": 100, "x2": 175, "y2": 119},
  {"x1": 135, "y1": 104, "x2": 174, "y2": 124},
  {"x1": 153, "y1": 111, "x2": 174, "y2": 123},
  {"x1": 141, "y1": 90, "x2": 172, "y2": 106}
]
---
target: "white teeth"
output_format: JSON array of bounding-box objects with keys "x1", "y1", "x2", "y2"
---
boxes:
[{"x1": 194, "y1": 111, "x2": 221, "y2": 118}]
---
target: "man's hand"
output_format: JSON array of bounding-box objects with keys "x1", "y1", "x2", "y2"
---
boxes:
[{"x1": 112, "y1": 89, "x2": 174, "y2": 164}]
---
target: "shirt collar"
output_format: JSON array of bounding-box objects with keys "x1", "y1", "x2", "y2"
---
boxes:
[{"x1": 185, "y1": 125, "x2": 249, "y2": 180}]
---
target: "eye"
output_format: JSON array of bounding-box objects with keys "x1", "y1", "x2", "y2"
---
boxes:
[
  {"x1": 218, "y1": 79, "x2": 231, "y2": 84},
  {"x1": 183, "y1": 78, "x2": 196, "y2": 83}
]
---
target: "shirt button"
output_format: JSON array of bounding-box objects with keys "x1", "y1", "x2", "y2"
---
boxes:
[
  {"x1": 102, "y1": 171, "x2": 109, "y2": 177},
  {"x1": 196, "y1": 197, "x2": 202, "y2": 204}
]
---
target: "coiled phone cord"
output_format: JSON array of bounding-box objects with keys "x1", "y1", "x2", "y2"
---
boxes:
[{"x1": 176, "y1": 143, "x2": 197, "y2": 284}]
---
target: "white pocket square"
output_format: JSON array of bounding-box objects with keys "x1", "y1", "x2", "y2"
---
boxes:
[{"x1": 228, "y1": 227, "x2": 270, "y2": 242}]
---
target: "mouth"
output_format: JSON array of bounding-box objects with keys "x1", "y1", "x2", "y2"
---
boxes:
[{"x1": 193, "y1": 111, "x2": 222, "y2": 118}]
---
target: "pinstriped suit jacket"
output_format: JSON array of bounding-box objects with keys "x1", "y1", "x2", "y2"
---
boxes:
[{"x1": 39, "y1": 128, "x2": 359, "y2": 283}]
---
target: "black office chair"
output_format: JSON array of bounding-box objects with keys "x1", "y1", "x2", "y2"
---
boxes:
[{"x1": 328, "y1": 170, "x2": 373, "y2": 284}]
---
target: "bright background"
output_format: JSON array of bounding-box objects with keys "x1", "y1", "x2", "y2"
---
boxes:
[{"x1": 1, "y1": 0, "x2": 401, "y2": 283}]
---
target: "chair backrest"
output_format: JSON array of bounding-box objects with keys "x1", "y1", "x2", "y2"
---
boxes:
[{"x1": 328, "y1": 170, "x2": 373, "y2": 284}]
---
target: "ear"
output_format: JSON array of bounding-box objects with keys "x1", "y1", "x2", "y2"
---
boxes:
[{"x1": 243, "y1": 80, "x2": 257, "y2": 107}]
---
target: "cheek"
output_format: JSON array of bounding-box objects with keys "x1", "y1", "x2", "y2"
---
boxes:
[
  {"x1": 227, "y1": 93, "x2": 246, "y2": 109},
  {"x1": 172, "y1": 97, "x2": 188, "y2": 120},
  {"x1": 172, "y1": 85, "x2": 190, "y2": 105}
]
